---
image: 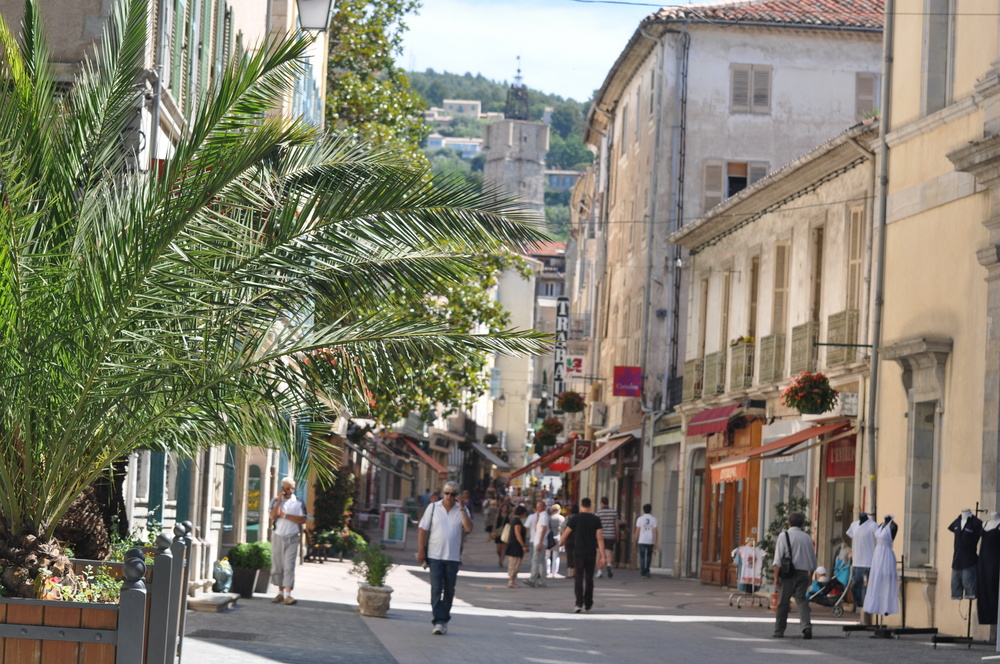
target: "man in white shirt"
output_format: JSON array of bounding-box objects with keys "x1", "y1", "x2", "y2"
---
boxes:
[
  {"x1": 417, "y1": 481, "x2": 472, "y2": 635},
  {"x1": 634, "y1": 503, "x2": 658, "y2": 578},
  {"x1": 524, "y1": 500, "x2": 550, "y2": 588},
  {"x1": 268, "y1": 476, "x2": 307, "y2": 605},
  {"x1": 845, "y1": 512, "x2": 877, "y2": 613}
]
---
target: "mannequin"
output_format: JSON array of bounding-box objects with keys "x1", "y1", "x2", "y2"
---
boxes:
[
  {"x1": 978, "y1": 512, "x2": 1000, "y2": 624},
  {"x1": 845, "y1": 511, "x2": 878, "y2": 613},
  {"x1": 864, "y1": 516, "x2": 899, "y2": 615},
  {"x1": 947, "y1": 509, "x2": 982, "y2": 601}
]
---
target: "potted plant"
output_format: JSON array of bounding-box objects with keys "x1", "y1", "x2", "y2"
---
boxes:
[
  {"x1": 556, "y1": 390, "x2": 585, "y2": 413},
  {"x1": 781, "y1": 371, "x2": 839, "y2": 415},
  {"x1": 350, "y1": 544, "x2": 396, "y2": 617},
  {"x1": 483, "y1": 432, "x2": 499, "y2": 447},
  {"x1": 226, "y1": 542, "x2": 269, "y2": 598},
  {"x1": 251, "y1": 541, "x2": 272, "y2": 594}
]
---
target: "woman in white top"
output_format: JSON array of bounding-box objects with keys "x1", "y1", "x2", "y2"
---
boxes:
[{"x1": 547, "y1": 504, "x2": 565, "y2": 577}]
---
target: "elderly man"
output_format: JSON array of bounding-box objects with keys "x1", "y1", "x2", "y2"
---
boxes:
[
  {"x1": 417, "y1": 481, "x2": 472, "y2": 635},
  {"x1": 772, "y1": 511, "x2": 818, "y2": 639},
  {"x1": 524, "y1": 500, "x2": 550, "y2": 587},
  {"x1": 268, "y1": 476, "x2": 307, "y2": 605}
]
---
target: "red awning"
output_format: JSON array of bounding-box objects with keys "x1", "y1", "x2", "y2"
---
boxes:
[
  {"x1": 566, "y1": 434, "x2": 634, "y2": 473},
  {"x1": 727, "y1": 422, "x2": 851, "y2": 463},
  {"x1": 687, "y1": 404, "x2": 742, "y2": 436},
  {"x1": 709, "y1": 459, "x2": 749, "y2": 484},
  {"x1": 397, "y1": 436, "x2": 448, "y2": 479},
  {"x1": 510, "y1": 440, "x2": 575, "y2": 479}
]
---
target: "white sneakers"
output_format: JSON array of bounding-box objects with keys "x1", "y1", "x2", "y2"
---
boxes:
[{"x1": 432, "y1": 624, "x2": 447, "y2": 635}]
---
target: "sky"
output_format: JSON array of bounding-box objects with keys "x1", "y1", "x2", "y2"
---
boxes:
[{"x1": 396, "y1": 0, "x2": 667, "y2": 102}]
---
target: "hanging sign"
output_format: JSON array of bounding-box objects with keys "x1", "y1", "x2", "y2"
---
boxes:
[
  {"x1": 554, "y1": 297, "x2": 569, "y2": 396},
  {"x1": 613, "y1": 366, "x2": 642, "y2": 397}
]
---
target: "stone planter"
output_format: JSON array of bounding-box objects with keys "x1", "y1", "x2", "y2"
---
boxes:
[
  {"x1": 254, "y1": 568, "x2": 271, "y2": 594},
  {"x1": 357, "y1": 583, "x2": 393, "y2": 617},
  {"x1": 230, "y1": 568, "x2": 259, "y2": 599}
]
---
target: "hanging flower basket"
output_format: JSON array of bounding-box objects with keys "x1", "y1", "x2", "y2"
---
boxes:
[
  {"x1": 539, "y1": 416, "x2": 564, "y2": 436},
  {"x1": 781, "y1": 371, "x2": 839, "y2": 415},
  {"x1": 556, "y1": 390, "x2": 585, "y2": 413}
]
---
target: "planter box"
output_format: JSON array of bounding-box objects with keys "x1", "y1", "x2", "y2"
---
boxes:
[
  {"x1": 230, "y1": 568, "x2": 259, "y2": 599},
  {"x1": 357, "y1": 584, "x2": 393, "y2": 617},
  {"x1": 254, "y1": 568, "x2": 271, "y2": 594}
]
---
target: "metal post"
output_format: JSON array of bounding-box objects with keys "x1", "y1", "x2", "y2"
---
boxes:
[
  {"x1": 145, "y1": 532, "x2": 175, "y2": 664},
  {"x1": 175, "y1": 521, "x2": 194, "y2": 662},
  {"x1": 115, "y1": 550, "x2": 148, "y2": 664}
]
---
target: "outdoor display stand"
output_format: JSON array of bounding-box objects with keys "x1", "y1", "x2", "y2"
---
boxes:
[
  {"x1": 842, "y1": 554, "x2": 938, "y2": 640},
  {"x1": 728, "y1": 538, "x2": 765, "y2": 609},
  {"x1": 381, "y1": 503, "x2": 408, "y2": 548}
]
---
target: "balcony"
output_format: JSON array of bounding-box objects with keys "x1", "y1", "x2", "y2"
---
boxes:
[
  {"x1": 729, "y1": 342, "x2": 755, "y2": 390},
  {"x1": 790, "y1": 321, "x2": 819, "y2": 375},
  {"x1": 703, "y1": 351, "x2": 726, "y2": 396},
  {"x1": 682, "y1": 358, "x2": 704, "y2": 402},
  {"x1": 826, "y1": 309, "x2": 860, "y2": 367},
  {"x1": 758, "y1": 333, "x2": 785, "y2": 384}
]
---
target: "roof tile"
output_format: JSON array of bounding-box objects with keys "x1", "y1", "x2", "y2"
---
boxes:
[{"x1": 652, "y1": 0, "x2": 883, "y2": 29}]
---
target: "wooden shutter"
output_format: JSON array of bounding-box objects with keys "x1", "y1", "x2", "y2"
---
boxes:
[
  {"x1": 847, "y1": 207, "x2": 864, "y2": 310},
  {"x1": 772, "y1": 243, "x2": 789, "y2": 334},
  {"x1": 856, "y1": 73, "x2": 878, "y2": 121},
  {"x1": 748, "y1": 162, "x2": 769, "y2": 186},
  {"x1": 751, "y1": 66, "x2": 772, "y2": 114},
  {"x1": 730, "y1": 64, "x2": 750, "y2": 112},
  {"x1": 703, "y1": 159, "x2": 725, "y2": 213}
]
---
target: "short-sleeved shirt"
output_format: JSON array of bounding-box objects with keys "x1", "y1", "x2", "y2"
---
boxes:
[
  {"x1": 635, "y1": 514, "x2": 657, "y2": 545},
  {"x1": 846, "y1": 518, "x2": 878, "y2": 567},
  {"x1": 595, "y1": 507, "x2": 619, "y2": 541},
  {"x1": 531, "y1": 511, "x2": 550, "y2": 545},
  {"x1": 566, "y1": 512, "x2": 603, "y2": 557},
  {"x1": 272, "y1": 495, "x2": 306, "y2": 537},
  {"x1": 418, "y1": 501, "x2": 469, "y2": 562}
]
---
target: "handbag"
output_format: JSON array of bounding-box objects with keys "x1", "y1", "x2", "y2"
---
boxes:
[
  {"x1": 500, "y1": 522, "x2": 512, "y2": 544},
  {"x1": 778, "y1": 531, "x2": 795, "y2": 579},
  {"x1": 546, "y1": 528, "x2": 557, "y2": 550}
]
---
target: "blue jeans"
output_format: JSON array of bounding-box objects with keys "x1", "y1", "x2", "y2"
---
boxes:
[
  {"x1": 638, "y1": 544, "x2": 653, "y2": 577},
  {"x1": 850, "y1": 565, "x2": 869, "y2": 609},
  {"x1": 428, "y1": 558, "x2": 460, "y2": 625}
]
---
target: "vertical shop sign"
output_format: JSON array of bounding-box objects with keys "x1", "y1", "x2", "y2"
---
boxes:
[{"x1": 554, "y1": 297, "x2": 569, "y2": 396}]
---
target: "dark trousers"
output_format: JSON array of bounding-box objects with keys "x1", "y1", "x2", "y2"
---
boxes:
[
  {"x1": 428, "y1": 558, "x2": 459, "y2": 625},
  {"x1": 774, "y1": 569, "x2": 812, "y2": 635},
  {"x1": 850, "y1": 565, "x2": 869, "y2": 609},
  {"x1": 638, "y1": 543, "x2": 653, "y2": 576},
  {"x1": 574, "y1": 554, "x2": 597, "y2": 609}
]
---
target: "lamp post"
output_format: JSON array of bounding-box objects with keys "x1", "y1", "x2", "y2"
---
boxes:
[{"x1": 296, "y1": 0, "x2": 334, "y2": 31}]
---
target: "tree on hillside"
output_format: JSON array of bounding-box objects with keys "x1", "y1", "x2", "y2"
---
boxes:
[
  {"x1": 0, "y1": 0, "x2": 548, "y2": 597},
  {"x1": 326, "y1": 0, "x2": 428, "y2": 167},
  {"x1": 550, "y1": 101, "x2": 584, "y2": 139},
  {"x1": 548, "y1": 133, "x2": 593, "y2": 170}
]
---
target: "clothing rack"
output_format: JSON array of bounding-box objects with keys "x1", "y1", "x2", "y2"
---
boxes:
[
  {"x1": 728, "y1": 537, "x2": 765, "y2": 609},
  {"x1": 843, "y1": 554, "x2": 939, "y2": 639},
  {"x1": 932, "y1": 503, "x2": 988, "y2": 649}
]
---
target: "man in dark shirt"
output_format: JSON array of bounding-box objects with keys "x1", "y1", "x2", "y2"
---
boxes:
[{"x1": 559, "y1": 497, "x2": 606, "y2": 613}]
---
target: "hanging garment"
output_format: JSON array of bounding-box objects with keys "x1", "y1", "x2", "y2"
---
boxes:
[
  {"x1": 978, "y1": 525, "x2": 1000, "y2": 624},
  {"x1": 737, "y1": 544, "x2": 765, "y2": 592},
  {"x1": 864, "y1": 519, "x2": 900, "y2": 615}
]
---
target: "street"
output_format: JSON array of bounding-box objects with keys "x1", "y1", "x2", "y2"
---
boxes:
[{"x1": 184, "y1": 525, "x2": 1000, "y2": 663}]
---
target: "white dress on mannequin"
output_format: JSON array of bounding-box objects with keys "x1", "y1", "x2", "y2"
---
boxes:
[{"x1": 864, "y1": 517, "x2": 899, "y2": 615}]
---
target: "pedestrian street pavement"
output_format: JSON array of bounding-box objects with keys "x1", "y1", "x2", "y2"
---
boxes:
[{"x1": 184, "y1": 525, "x2": 1000, "y2": 664}]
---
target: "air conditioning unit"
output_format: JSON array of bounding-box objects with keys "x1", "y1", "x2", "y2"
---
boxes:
[{"x1": 589, "y1": 401, "x2": 607, "y2": 428}]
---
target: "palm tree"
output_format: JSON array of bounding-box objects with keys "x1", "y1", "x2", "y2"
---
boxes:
[{"x1": 0, "y1": 0, "x2": 549, "y2": 597}]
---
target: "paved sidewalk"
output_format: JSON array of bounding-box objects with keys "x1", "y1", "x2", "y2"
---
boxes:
[{"x1": 184, "y1": 522, "x2": 1000, "y2": 663}]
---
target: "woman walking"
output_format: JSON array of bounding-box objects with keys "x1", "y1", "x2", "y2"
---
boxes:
[
  {"x1": 506, "y1": 505, "x2": 528, "y2": 588},
  {"x1": 494, "y1": 502, "x2": 512, "y2": 567}
]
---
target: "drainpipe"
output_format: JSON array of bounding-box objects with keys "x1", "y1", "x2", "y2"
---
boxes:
[{"x1": 867, "y1": 0, "x2": 894, "y2": 518}]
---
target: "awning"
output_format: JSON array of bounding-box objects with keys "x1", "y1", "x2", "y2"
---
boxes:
[
  {"x1": 344, "y1": 438, "x2": 414, "y2": 480},
  {"x1": 710, "y1": 459, "x2": 748, "y2": 484},
  {"x1": 398, "y1": 436, "x2": 448, "y2": 479},
  {"x1": 687, "y1": 404, "x2": 742, "y2": 436},
  {"x1": 721, "y1": 422, "x2": 852, "y2": 466},
  {"x1": 471, "y1": 441, "x2": 510, "y2": 472},
  {"x1": 567, "y1": 434, "x2": 634, "y2": 473},
  {"x1": 510, "y1": 440, "x2": 575, "y2": 479}
]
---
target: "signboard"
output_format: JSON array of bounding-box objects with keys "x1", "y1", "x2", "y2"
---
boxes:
[
  {"x1": 613, "y1": 366, "x2": 642, "y2": 397},
  {"x1": 553, "y1": 297, "x2": 570, "y2": 396},
  {"x1": 490, "y1": 368, "x2": 501, "y2": 399},
  {"x1": 826, "y1": 435, "x2": 857, "y2": 479},
  {"x1": 840, "y1": 392, "x2": 859, "y2": 417},
  {"x1": 382, "y1": 510, "x2": 408, "y2": 545},
  {"x1": 549, "y1": 453, "x2": 572, "y2": 472},
  {"x1": 574, "y1": 439, "x2": 593, "y2": 463},
  {"x1": 566, "y1": 355, "x2": 585, "y2": 377}
]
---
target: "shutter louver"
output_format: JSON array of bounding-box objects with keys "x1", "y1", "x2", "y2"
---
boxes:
[
  {"x1": 856, "y1": 72, "x2": 878, "y2": 121},
  {"x1": 772, "y1": 244, "x2": 788, "y2": 334},
  {"x1": 751, "y1": 67, "x2": 772, "y2": 113},
  {"x1": 730, "y1": 65, "x2": 750, "y2": 112},
  {"x1": 703, "y1": 160, "x2": 725, "y2": 213},
  {"x1": 748, "y1": 162, "x2": 769, "y2": 186}
]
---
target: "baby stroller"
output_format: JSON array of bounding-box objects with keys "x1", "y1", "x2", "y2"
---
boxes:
[{"x1": 807, "y1": 557, "x2": 852, "y2": 617}]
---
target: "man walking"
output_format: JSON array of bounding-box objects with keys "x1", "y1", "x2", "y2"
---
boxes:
[
  {"x1": 416, "y1": 481, "x2": 472, "y2": 635},
  {"x1": 595, "y1": 497, "x2": 619, "y2": 578},
  {"x1": 635, "y1": 503, "x2": 658, "y2": 578},
  {"x1": 772, "y1": 511, "x2": 818, "y2": 639},
  {"x1": 524, "y1": 500, "x2": 550, "y2": 587},
  {"x1": 269, "y1": 476, "x2": 307, "y2": 605},
  {"x1": 559, "y1": 497, "x2": 606, "y2": 612}
]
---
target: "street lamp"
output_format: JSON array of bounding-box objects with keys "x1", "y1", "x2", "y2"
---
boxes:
[
  {"x1": 296, "y1": 0, "x2": 334, "y2": 31},
  {"x1": 496, "y1": 392, "x2": 506, "y2": 407}
]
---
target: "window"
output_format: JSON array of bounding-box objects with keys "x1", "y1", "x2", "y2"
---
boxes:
[
  {"x1": 649, "y1": 69, "x2": 656, "y2": 115},
  {"x1": 702, "y1": 160, "x2": 769, "y2": 213},
  {"x1": 856, "y1": 73, "x2": 880, "y2": 121},
  {"x1": 621, "y1": 105, "x2": 629, "y2": 156},
  {"x1": 730, "y1": 64, "x2": 772, "y2": 114},
  {"x1": 847, "y1": 207, "x2": 864, "y2": 311},
  {"x1": 907, "y1": 401, "x2": 938, "y2": 566},
  {"x1": 772, "y1": 243, "x2": 789, "y2": 334},
  {"x1": 923, "y1": 0, "x2": 955, "y2": 116},
  {"x1": 810, "y1": 226, "x2": 825, "y2": 323},
  {"x1": 635, "y1": 87, "x2": 641, "y2": 144},
  {"x1": 698, "y1": 277, "x2": 709, "y2": 357},
  {"x1": 720, "y1": 269, "x2": 732, "y2": 348},
  {"x1": 748, "y1": 256, "x2": 760, "y2": 338}
]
